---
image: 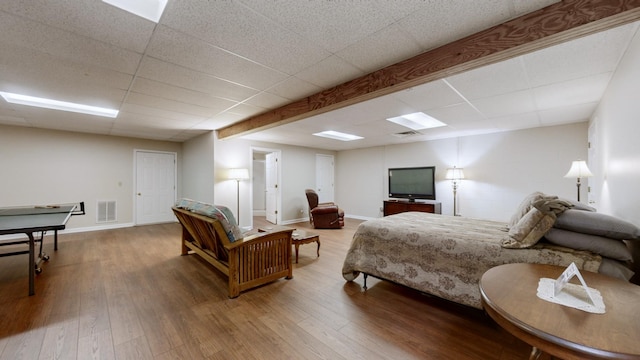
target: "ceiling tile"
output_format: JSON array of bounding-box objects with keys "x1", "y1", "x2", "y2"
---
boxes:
[
  {"x1": 119, "y1": 103, "x2": 209, "y2": 124},
  {"x1": 124, "y1": 92, "x2": 218, "y2": 118},
  {"x1": 0, "y1": 12, "x2": 142, "y2": 74},
  {"x1": 471, "y1": 90, "x2": 536, "y2": 118},
  {"x1": 396, "y1": 0, "x2": 515, "y2": 51},
  {"x1": 512, "y1": 0, "x2": 559, "y2": 15},
  {"x1": 393, "y1": 80, "x2": 466, "y2": 110},
  {"x1": 265, "y1": 77, "x2": 322, "y2": 101},
  {"x1": 162, "y1": 0, "x2": 331, "y2": 74},
  {"x1": 425, "y1": 103, "x2": 485, "y2": 126},
  {"x1": 295, "y1": 55, "x2": 366, "y2": 89},
  {"x1": 239, "y1": 0, "x2": 395, "y2": 53},
  {"x1": 479, "y1": 112, "x2": 541, "y2": 132},
  {"x1": 136, "y1": 57, "x2": 260, "y2": 102},
  {"x1": 0, "y1": 0, "x2": 155, "y2": 52},
  {"x1": 243, "y1": 92, "x2": 291, "y2": 109},
  {"x1": 538, "y1": 102, "x2": 598, "y2": 126},
  {"x1": 131, "y1": 78, "x2": 238, "y2": 111},
  {"x1": 533, "y1": 73, "x2": 611, "y2": 110},
  {"x1": 146, "y1": 26, "x2": 288, "y2": 90},
  {"x1": 446, "y1": 57, "x2": 530, "y2": 100},
  {"x1": 336, "y1": 23, "x2": 424, "y2": 73},
  {"x1": 524, "y1": 22, "x2": 638, "y2": 87}
]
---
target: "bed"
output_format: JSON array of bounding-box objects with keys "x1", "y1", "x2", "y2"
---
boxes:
[{"x1": 342, "y1": 193, "x2": 637, "y2": 309}]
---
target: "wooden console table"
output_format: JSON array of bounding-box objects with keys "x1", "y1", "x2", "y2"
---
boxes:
[
  {"x1": 480, "y1": 263, "x2": 640, "y2": 360},
  {"x1": 383, "y1": 200, "x2": 441, "y2": 216}
]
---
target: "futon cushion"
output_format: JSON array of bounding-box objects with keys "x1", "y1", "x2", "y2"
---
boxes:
[
  {"x1": 544, "y1": 228, "x2": 632, "y2": 261},
  {"x1": 175, "y1": 199, "x2": 243, "y2": 242},
  {"x1": 554, "y1": 210, "x2": 640, "y2": 240}
]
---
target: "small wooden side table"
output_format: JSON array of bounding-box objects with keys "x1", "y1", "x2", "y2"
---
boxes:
[
  {"x1": 258, "y1": 225, "x2": 320, "y2": 263},
  {"x1": 480, "y1": 263, "x2": 640, "y2": 360}
]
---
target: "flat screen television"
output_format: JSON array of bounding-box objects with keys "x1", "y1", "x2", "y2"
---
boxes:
[{"x1": 388, "y1": 166, "x2": 436, "y2": 201}]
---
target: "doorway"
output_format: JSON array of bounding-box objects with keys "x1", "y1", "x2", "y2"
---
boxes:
[
  {"x1": 251, "y1": 147, "x2": 282, "y2": 227},
  {"x1": 134, "y1": 150, "x2": 177, "y2": 225}
]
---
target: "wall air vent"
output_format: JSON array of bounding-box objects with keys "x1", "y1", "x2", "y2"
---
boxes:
[
  {"x1": 97, "y1": 200, "x2": 117, "y2": 223},
  {"x1": 392, "y1": 130, "x2": 423, "y2": 138}
]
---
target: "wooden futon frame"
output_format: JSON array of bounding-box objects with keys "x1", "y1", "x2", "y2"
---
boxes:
[{"x1": 172, "y1": 206, "x2": 293, "y2": 298}]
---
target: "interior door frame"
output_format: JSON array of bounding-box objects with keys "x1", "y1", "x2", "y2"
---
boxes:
[
  {"x1": 133, "y1": 149, "x2": 177, "y2": 225},
  {"x1": 250, "y1": 146, "x2": 282, "y2": 229}
]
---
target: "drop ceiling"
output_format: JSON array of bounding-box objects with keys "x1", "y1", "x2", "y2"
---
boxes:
[{"x1": 0, "y1": 1, "x2": 638, "y2": 150}]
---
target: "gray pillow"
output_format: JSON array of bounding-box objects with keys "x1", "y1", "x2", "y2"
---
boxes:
[
  {"x1": 554, "y1": 209, "x2": 640, "y2": 240},
  {"x1": 599, "y1": 257, "x2": 635, "y2": 281},
  {"x1": 544, "y1": 228, "x2": 632, "y2": 261},
  {"x1": 559, "y1": 198, "x2": 596, "y2": 212}
]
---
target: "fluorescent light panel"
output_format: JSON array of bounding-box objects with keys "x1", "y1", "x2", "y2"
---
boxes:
[
  {"x1": 313, "y1": 130, "x2": 363, "y2": 141},
  {"x1": 102, "y1": 0, "x2": 168, "y2": 23},
  {"x1": 386, "y1": 112, "x2": 446, "y2": 130},
  {"x1": 0, "y1": 92, "x2": 119, "y2": 118}
]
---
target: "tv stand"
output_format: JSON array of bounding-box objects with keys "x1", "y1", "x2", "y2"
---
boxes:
[{"x1": 383, "y1": 200, "x2": 441, "y2": 216}]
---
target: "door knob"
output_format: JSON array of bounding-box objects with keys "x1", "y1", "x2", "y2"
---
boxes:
[{"x1": 137, "y1": 193, "x2": 141, "y2": 196}]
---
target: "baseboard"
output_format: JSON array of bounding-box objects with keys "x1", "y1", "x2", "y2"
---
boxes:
[
  {"x1": 281, "y1": 217, "x2": 308, "y2": 225},
  {"x1": 345, "y1": 214, "x2": 377, "y2": 221},
  {"x1": 0, "y1": 222, "x2": 136, "y2": 241},
  {"x1": 252, "y1": 210, "x2": 266, "y2": 216}
]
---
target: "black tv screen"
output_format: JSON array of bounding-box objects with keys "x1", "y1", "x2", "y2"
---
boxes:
[{"x1": 388, "y1": 166, "x2": 436, "y2": 201}]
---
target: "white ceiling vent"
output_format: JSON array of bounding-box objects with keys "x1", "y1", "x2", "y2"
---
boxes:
[
  {"x1": 97, "y1": 201, "x2": 117, "y2": 223},
  {"x1": 392, "y1": 130, "x2": 423, "y2": 138}
]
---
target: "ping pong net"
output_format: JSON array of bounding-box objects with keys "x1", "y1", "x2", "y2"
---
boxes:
[{"x1": 0, "y1": 202, "x2": 85, "y2": 216}]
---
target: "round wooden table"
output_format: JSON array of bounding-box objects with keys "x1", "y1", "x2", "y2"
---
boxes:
[{"x1": 480, "y1": 263, "x2": 640, "y2": 360}]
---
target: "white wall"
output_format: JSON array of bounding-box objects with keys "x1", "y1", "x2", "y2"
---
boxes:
[
  {"x1": 337, "y1": 123, "x2": 589, "y2": 222},
  {"x1": 0, "y1": 125, "x2": 182, "y2": 230},
  {"x1": 213, "y1": 136, "x2": 336, "y2": 228},
  {"x1": 590, "y1": 26, "x2": 640, "y2": 275},
  {"x1": 182, "y1": 131, "x2": 215, "y2": 203}
]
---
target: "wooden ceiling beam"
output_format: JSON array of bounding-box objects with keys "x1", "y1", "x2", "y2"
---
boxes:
[{"x1": 217, "y1": 0, "x2": 640, "y2": 140}]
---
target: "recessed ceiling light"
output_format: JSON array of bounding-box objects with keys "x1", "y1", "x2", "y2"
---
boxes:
[
  {"x1": 386, "y1": 112, "x2": 446, "y2": 130},
  {"x1": 0, "y1": 92, "x2": 119, "y2": 118},
  {"x1": 102, "y1": 0, "x2": 168, "y2": 23},
  {"x1": 313, "y1": 130, "x2": 363, "y2": 141}
]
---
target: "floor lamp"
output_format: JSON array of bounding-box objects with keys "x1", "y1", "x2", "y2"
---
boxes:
[
  {"x1": 228, "y1": 168, "x2": 249, "y2": 225},
  {"x1": 445, "y1": 166, "x2": 465, "y2": 216},
  {"x1": 564, "y1": 160, "x2": 593, "y2": 202}
]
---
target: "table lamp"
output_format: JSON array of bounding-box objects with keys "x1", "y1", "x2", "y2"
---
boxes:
[
  {"x1": 445, "y1": 166, "x2": 465, "y2": 216},
  {"x1": 228, "y1": 168, "x2": 249, "y2": 224},
  {"x1": 563, "y1": 160, "x2": 593, "y2": 202}
]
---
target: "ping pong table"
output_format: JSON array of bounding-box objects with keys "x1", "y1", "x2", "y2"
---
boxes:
[{"x1": 0, "y1": 203, "x2": 84, "y2": 295}]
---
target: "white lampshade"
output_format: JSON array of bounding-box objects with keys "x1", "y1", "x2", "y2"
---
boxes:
[
  {"x1": 564, "y1": 161, "x2": 593, "y2": 178},
  {"x1": 445, "y1": 167, "x2": 465, "y2": 181},
  {"x1": 228, "y1": 168, "x2": 249, "y2": 181}
]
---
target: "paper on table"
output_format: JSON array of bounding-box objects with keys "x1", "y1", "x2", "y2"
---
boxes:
[{"x1": 537, "y1": 278, "x2": 605, "y2": 314}]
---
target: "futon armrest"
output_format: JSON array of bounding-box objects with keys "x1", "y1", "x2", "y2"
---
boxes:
[
  {"x1": 224, "y1": 229, "x2": 293, "y2": 250},
  {"x1": 311, "y1": 205, "x2": 339, "y2": 215}
]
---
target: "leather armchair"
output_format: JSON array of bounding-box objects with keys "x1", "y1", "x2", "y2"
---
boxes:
[{"x1": 305, "y1": 189, "x2": 345, "y2": 229}]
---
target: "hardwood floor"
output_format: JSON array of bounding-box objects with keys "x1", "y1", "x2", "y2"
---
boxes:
[{"x1": 0, "y1": 217, "x2": 533, "y2": 359}]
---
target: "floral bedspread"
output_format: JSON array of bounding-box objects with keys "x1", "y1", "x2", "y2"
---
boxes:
[{"x1": 342, "y1": 212, "x2": 602, "y2": 309}]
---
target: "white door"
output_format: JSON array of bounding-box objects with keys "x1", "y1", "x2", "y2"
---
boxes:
[
  {"x1": 315, "y1": 154, "x2": 335, "y2": 203},
  {"x1": 135, "y1": 151, "x2": 176, "y2": 225},
  {"x1": 265, "y1": 152, "x2": 278, "y2": 224}
]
